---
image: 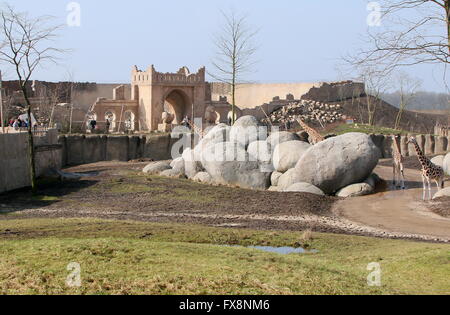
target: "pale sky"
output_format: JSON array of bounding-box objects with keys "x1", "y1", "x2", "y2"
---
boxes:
[{"x1": 4, "y1": 0, "x2": 449, "y2": 92}]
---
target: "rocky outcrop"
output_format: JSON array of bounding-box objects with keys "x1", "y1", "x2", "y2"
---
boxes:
[{"x1": 294, "y1": 133, "x2": 380, "y2": 194}]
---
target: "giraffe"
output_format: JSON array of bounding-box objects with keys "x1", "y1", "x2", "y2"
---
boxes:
[
  {"x1": 407, "y1": 137, "x2": 445, "y2": 201},
  {"x1": 296, "y1": 118, "x2": 325, "y2": 145},
  {"x1": 391, "y1": 134, "x2": 406, "y2": 189},
  {"x1": 187, "y1": 119, "x2": 205, "y2": 139}
]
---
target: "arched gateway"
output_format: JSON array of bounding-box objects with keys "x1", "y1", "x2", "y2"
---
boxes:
[{"x1": 92, "y1": 65, "x2": 207, "y2": 132}]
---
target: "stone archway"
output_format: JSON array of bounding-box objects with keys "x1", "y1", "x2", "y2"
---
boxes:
[
  {"x1": 124, "y1": 110, "x2": 136, "y2": 131},
  {"x1": 163, "y1": 89, "x2": 192, "y2": 125}
]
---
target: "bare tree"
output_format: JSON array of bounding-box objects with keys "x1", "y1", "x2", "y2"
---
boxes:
[
  {"x1": 393, "y1": 72, "x2": 422, "y2": 129},
  {"x1": 351, "y1": 0, "x2": 449, "y2": 72},
  {"x1": 210, "y1": 9, "x2": 258, "y2": 124},
  {"x1": 358, "y1": 66, "x2": 390, "y2": 126},
  {"x1": 0, "y1": 5, "x2": 64, "y2": 192}
]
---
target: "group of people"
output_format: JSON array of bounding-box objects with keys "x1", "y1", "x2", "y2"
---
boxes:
[{"x1": 8, "y1": 117, "x2": 31, "y2": 129}]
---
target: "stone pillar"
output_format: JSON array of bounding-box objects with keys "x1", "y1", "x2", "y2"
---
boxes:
[
  {"x1": 424, "y1": 134, "x2": 435, "y2": 156},
  {"x1": 417, "y1": 135, "x2": 426, "y2": 153},
  {"x1": 435, "y1": 136, "x2": 448, "y2": 155},
  {"x1": 400, "y1": 136, "x2": 409, "y2": 157}
]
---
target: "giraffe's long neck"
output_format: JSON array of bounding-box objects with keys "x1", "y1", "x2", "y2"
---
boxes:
[
  {"x1": 392, "y1": 138, "x2": 401, "y2": 156},
  {"x1": 413, "y1": 142, "x2": 430, "y2": 169}
]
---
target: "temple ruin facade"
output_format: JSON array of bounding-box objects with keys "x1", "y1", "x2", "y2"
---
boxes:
[{"x1": 91, "y1": 65, "x2": 366, "y2": 132}]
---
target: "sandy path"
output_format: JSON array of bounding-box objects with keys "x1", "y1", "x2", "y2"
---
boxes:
[{"x1": 334, "y1": 164, "x2": 450, "y2": 240}]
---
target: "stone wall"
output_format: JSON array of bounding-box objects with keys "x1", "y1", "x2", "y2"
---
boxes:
[
  {"x1": 0, "y1": 129, "x2": 62, "y2": 193},
  {"x1": 59, "y1": 134, "x2": 182, "y2": 166},
  {"x1": 370, "y1": 134, "x2": 450, "y2": 159}
]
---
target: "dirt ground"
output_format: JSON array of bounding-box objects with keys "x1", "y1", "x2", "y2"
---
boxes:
[
  {"x1": 0, "y1": 162, "x2": 343, "y2": 234},
  {"x1": 1, "y1": 159, "x2": 449, "y2": 242}
]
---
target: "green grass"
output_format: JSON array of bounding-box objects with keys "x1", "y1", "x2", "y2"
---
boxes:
[
  {"x1": 0, "y1": 218, "x2": 449, "y2": 295},
  {"x1": 327, "y1": 123, "x2": 413, "y2": 136}
]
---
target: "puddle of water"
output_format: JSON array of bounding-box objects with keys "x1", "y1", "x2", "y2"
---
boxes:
[{"x1": 227, "y1": 245, "x2": 317, "y2": 255}]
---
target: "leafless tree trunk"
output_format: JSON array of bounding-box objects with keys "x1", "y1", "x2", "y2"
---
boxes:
[
  {"x1": 358, "y1": 67, "x2": 390, "y2": 126},
  {"x1": 210, "y1": 9, "x2": 258, "y2": 125},
  {"x1": 0, "y1": 5, "x2": 64, "y2": 193},
  {"x1": 394, "y1": 72, "x2": 422, "y2": 130}
]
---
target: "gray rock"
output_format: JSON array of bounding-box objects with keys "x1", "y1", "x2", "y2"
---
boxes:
[
  {"x1": 194, "y1": 124, "x2": 230, "y2": 161},
  {"x1": 182, "y1": 148, "x2": 203, "y2": 179},
  {"x1": 266, "y1": 131, "x2": 300, "y2": 147},
  {"x1": 170, "y1": 157, "x2": 185, "y2": 173},
  {"x1": 143, "y1": 161, "x2": 171, "y2": 174},
  {"x1": 201, "y1": 142, "x2": 271, "y2": 190},
  {"x1": 273, "y1": 140, "x2": 311, "y2": 173},
  {"x1": 336, "y1": 183, "x2": 374, "y2": 198},
  {"x1": 431, "y1": 155, "x2": 445, "y2": 168},
  {"x1": 433, "y1": 187, "x2": 450, "y2": 200},
  {"x1": 284, "y1": 182, "x2": 325, "y2": 196},
  {"x1": 277, "y1": 168, "x2": 303, "y2": 191},
  {"x1": 443, "y1": 153, "x2": 450, "y2": 176},
  {"x1": 271, "y1": 171, "x2": 283, "y2": 187},
  {"x1": 229, "y1": 115, "x2": 263, "y2": 148},
  {"x1": 160, "y1": 169, "x2": 186, "y2": 179},
  {"x1": 294, "y1": 133, "x2": 381, "y2": 194},
  {"x1": 192, "y1": 172, "x2": 213, "y2": 184},
  {"x1": 268, "y1": 186, "x2": 280, "y2": 192},
  {"x1": 247, "y1": 141, "x2": 272, "y2": 164}
]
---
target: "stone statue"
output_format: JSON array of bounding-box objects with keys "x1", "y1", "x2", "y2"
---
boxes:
[
  {"x1": 204, "y1": 106, "x2": 218, "y2": 124},
  {"x1": 161, "y1": 111, "x2": 174, "y2": 124}
]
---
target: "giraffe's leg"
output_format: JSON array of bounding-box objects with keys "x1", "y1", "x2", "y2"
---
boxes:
[
  {"x1": 422, "y1": 175, "x2": 426, "y2": 201},
  {"x1": 400, "y1": 165, "x2": 406, "y2": 189},
  {"x1": 427, "y1": 178, "x2": 432, "y2": 201},
  {"x1": 392, "y1": 165, "x2": 397, "y2": 188}
]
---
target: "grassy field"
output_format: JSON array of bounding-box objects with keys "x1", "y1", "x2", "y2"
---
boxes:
[
  {"x1": 0, "y1": 218, "x2": 449, "y2": 295},
  {"x1": 326, "y1": 123, "x2": 413, "y2": 136}
]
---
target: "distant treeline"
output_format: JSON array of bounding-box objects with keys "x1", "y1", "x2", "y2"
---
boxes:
[{"x1": 381, "y1": 91, "x2": 449, "y2": 110}]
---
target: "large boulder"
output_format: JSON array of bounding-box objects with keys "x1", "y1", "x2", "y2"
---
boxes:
[
  {"x1": 431, "y1": 155, "x2": 445, "y2": 168},
  {"x1": 247, "y1": 141, "x2": 272, "y2": 164},
  {"x1": 194, "y1": 124, "x2": 230, "y2": 161},
  {"x1": 294, "y1": 133, "x2": 381, "y2": 194},
  {"x1": 201, "y1": 142, "x2": 271, "y2": 190},
  {"x1": 336, "y1": 183, "x2": 374, "y2": 198},
  {"x1": 267, "y1": 131, "x2": 300, "y2": 147},
  {"x1": 271, "y1": 171, "x2": 283, "y2": 187},
  {"x1": 143, "y1": 161, "x2": 171, "y2": 174},
  {"x1": 433, "y1": 187, "x2": 450, "y2": 200},
  {"x1": 170, "y1": 157, "x2": 185, "y2": 173},
  {"x1": 229, "y1": 115, "x2": 262, "y2": 148},
  {"x1": 273, "y1": 141, "x2": 311, "y2": 173},
  {"x1": 444, "y1": 153, "x2": 450, "y2": 176},
  {"x1": 182, "y1": 148, "x2": 203, "y2": 179},
  {"x1": 284, "y1": 182, "x2": 325, "y2": 196},
  {"x1": 277, "y1": 168, "x2": 303, "y2": 191}
]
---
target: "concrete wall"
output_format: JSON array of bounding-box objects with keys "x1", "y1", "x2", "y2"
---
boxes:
[
  {"x1": 0, "y1": 130, "x2": 62, "y2": 193},
  {"x1": 60, "y1": 134, "x2": 182, "y2": 166},
  {"x1": 370, "y1": 134, "x2": 450, "y2": 159}
]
